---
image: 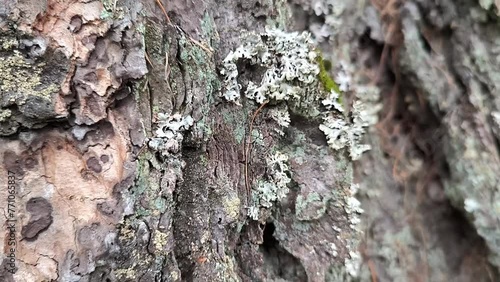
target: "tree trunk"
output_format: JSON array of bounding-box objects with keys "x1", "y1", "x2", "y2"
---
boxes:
[{"x1": 0, "y1": 0, "x2": 498, "y2": 282}]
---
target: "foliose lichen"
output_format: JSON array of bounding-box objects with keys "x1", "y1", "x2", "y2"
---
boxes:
[
  {"x1": 308, "y1": 0, "x2": 347, "y2": 42},
  {"x1": 220, "y1": 27, "x2": 319, "y2": 105},
  {"x1": 147, "y1": 113, "x2": 194, "y2": 157},
  {"x1": 319, "y1": 100, "x2": 372, "y2": 160},
  {"x1": 248, "y1": 151, "x2": 291, "y2": 220},
  {"x1": 220, "y1": 27, "x2": 379, "y2": 161}
]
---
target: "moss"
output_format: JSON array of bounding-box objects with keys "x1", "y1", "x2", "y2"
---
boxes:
[{"x1": 316, "y1": 51, "x2": 342, "y2": 103}]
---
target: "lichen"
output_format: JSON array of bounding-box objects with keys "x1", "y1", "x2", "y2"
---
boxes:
[
  {"x1": 0, "y1": 50, "x2": 59, "y2": 102},
  {"x1": 223, "y1": 196, "x2": 241, "y2": 223},
  {"x1": 221, "y1": 27, "x2": 378, "y2": 160},
  {"x1": 220, "y1": 27, "x2": 319, "y2": 104},
  {"x1": 153, "y1": 231, "x2": 169, "y2": 253},
  {"x1": 269, "y1": 105, "x2": 291, "y2": 135},
  {"x1": 100, "y1": 0, "x2": 125, "y2": 20},
  {"x1": 148, "y1": 113, "x2": 194, "y2": 157},
  {"x1": 0, "y1": 109, "x2": 12, "y2": 122},
  {"x1": 339, "y1": 184, "x2": 363, "y2": 275},
  {"x1": 295, "y1": 191, "x2": 330, "y2": 220},
  {"x1": 222, "y1": 110, "x2": 246, "y2": 143},
  {"x1": 248, "y1": 151, "x2": 291, "y2": 220},
  {"x1": 319, "y1": 101, "x2": 372, "y2": 160}
]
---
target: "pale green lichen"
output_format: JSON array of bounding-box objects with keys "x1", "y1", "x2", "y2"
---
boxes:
[
  {"x1": 250, "y1": 129, "x2": 264, "y2": 146},
  {"x1": 220, "y1": 27, "x2": 319, "y2": 104},
  {"x1": 100, "y1": 0, "x2": 125, "y2": 19},
  {"x1": 221, "y1": 110, "x2": 246, "y2": 143},
  {"x1": 295, "y1": 191, "x2": 330, "y2": 220},
  {"x1": 248, "y1": 151, "x2": 291, "y2": 220},
  {"x1": 0, "y1": 109, "x2": 12, "y2": 122},
  {"x1": 223, "y1": 196, "x2": 241, "y2": 223},
  {"x1": 2, "y1": 38, "x2": 18, "y2": 50},
  {"x1": 221, "y1": 27, "x2": 377, "y2": 160},
  {"x1": 214, "y1": 255, "x2": 240, "y2": 282},
  {"x1": 319, "y1": 101, "x2": 372, "y2": 160},
  {"x1": 269, "y1": 106, "x2": 291, "y2": 135},
  {"x1": 148, "y1": 113, "x2": 194, "y2": 157},
  {"x1": 309, "y1": 0, "x2": 347, "y2": 42},
  {"x1": 478, "y1": 0, "x2": 500, "y2": 12},
  {"x1": 114, "y1": 249, "x2": 153, "y2": 280}
]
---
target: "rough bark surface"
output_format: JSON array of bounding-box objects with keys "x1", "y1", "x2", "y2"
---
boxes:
[{"x1": 0, "y1": 0, "x2": 499, "y2": 282}]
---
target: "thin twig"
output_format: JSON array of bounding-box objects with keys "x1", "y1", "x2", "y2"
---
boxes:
[
  {"x1": 145, "y1": 52, "x2": 153, "y2": 68},
  {"x1": 367, "y1": 259, "x2": 378, "y2": 282},
  {"x1": 188, "y1": 36, "x2": 214, "y2": 54},
  {"x1": 245, "y1": 101, "x2": 269, "y2": 204},
  {"x1": 155, "y1": 0, "x2": 171, "y2": 23}
]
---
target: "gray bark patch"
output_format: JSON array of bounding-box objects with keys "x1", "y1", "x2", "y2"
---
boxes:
[{"x1": 21, "y1": 197, "x2": 53, "y2": 241}]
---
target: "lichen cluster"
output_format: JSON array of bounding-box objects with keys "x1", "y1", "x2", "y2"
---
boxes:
[
  {"x1": 319, "y1": 100, "x2": 372, "y2": 160},
  {"x1": 247, "y1": 152, "x2": 291, "y2": 220},
  {"x1": 220, "y1": 26, "x2": 379, "y2": 278},
  {"x1": 148, "y1": 113, "x2": 194, "y2": 157},
  {"x1": 221, "y1": 27, "x2": 319, "y2": 104},
  {"x1": 220, "y1": 28, "x2": 377, "y2": 161},
  {"x1": 221, "y1": 28, "x2": 379, "y2": 225},
  {"x1": 309, "y1": 0, "x2": 347, "y2": 42}
]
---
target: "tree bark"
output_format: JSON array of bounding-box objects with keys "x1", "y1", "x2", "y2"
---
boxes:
[{"x1": 0, "y1": 0, "x2": 499, "y2": 282}]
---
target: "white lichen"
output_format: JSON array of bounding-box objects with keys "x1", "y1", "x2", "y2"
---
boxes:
[
  {"x1": 335, "y1": 62, "x2": 352, "y2": 92},
  {"x1": 0, "y1": 109, "x2": 12, "y2": 122},
  {"x1": 247, "y1": 206, "x2": 260, "y2": 220},
  {"x1": 492, "y1": 111, "x2": 500, "y2": 129},
  {"x1": 269, "y1": 106, "x2": 291, "y2": 135},
  {"x1": 221, "y1": 27, "x2": 380, "y2": 162},
  {"x1": 344, "y1": 250, "x2": 362, "y2": 277},
  {"x1": 322, "y1": 90, "x2": 344, "y2": 113},
  {"x1": 221, "y1": 27, "x2": 319, "y2": 104},
  {"x1": 343, "y1": 182, "x2": 364, "y2": 277},
  {"x1": 308, "y1": 0, "x2": 346, "y2": 42},
  {"x1": 464, "y1": 198, "x2": 481, "y2": 213},
  {"x1": 320, "y1": 62, "x2": 380, "y2": 160},
  {"x1": 148, "y1": 113, "x2": 194, "y2": 157},
  {"x1": 248, "y1": 151, "x2": 291, "y2": 220},
  {"x1": 344, "y1": 183, "x2": 364, "y2": 229},
  {"x1": 320, "y1": 91, "x2": 379, "y2": 160}
]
